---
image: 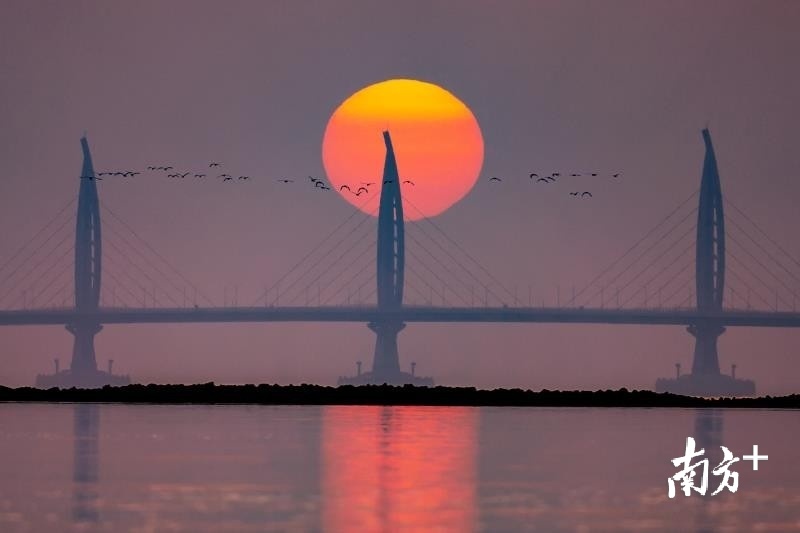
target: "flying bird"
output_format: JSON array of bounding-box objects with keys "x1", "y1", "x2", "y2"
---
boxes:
[
  {"x1": 569, "y1": 192, "x2": 579, "y2": 196},
  {"x1": 362, "y1": 182, "x2": 375, "y2": 186},
  {"x1": 590, "y1": 173, "x2": 598, "y2": 177},
  {"x1": 277, "y1": 178, "x2": 293, "y2": 183},
  {"x1": 309, "y1": 176, "x2": 322, "y2": 183},
  {"x1": 536, "y1": 177, "x2": 549, "y2": 183},
  {"x1": 383, "y1": 180, "x2": 393, "y2": 184},
  {"x1": 179, "y1": 172, "x2": 190, "y2": 178},
  {"x1": 163, "y1": 166, "x2": 174, "y2": 171},
  {"x1": 218, "y1": 174, "x2": 231, "y2": 178},
  {"x1": 529, "y1": 173, "x2": 538, "y2": 178},
  {"x1": 488, "y1": 177, "x2": 502, "y2": 182},
  {"x1": 80, "y1": 175, "x2": 101, "y2": 180},
  {"x1": 239, "y1": 176, "x2": 250, "y2": 180},
  {"x1": 194, "y1": 174, "x2": 206, "y2": 178},
  {"x1": 209, "y1": 162, "x2": 221, "y2": 167},
  {"x1": 130, "y1": 172, "x2": 141, "y2": 176},
  {"x1": 356, "y1": 187, "x2": 369, "y2": 194},
  {"x1": 552, "y1": 173, "x2": 561, "y2": 177},
  {"x1": 314, "y1": 180, "x2": 326, "y2": 188},
  {"x1": 223, "y1": 176, "x2": 233, "y2": 182},
  {"x1": 402, "y1": 180, "x2": 415, "y2": 185},
  {"x1": 612, "y1": 173, "x2": 621, "y2": 178},
  {"x1": 571, "y1": 173, "x2": 581, "y2": 177},
  {"x1": 581, "y1": 191, "x2": 593, "y2": 198},
  {"x1": 339, "y1": 185, "x2": 351, "y2": 192}
]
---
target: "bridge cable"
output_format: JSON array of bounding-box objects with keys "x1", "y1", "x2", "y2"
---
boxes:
[
  {"x1": 725, "y1": 198, "x2": 800, "y2": 273},
  {"x1": 0, "y1": 197, "x2": 74, "y2": 277},
  {"x1": 579, "y1": 204, "x2": 697, "y2": 307},
  {"x1": 256, "y1": 190, "x2": 379, "y2": 305},
  {"x1": 103, "y1": 236, "x2": 184, "y2": 308},
  {"x1": 0, "y1": 225, "x2": 73, "y2": 307},
  {"x1": 320, "y1": 243, "x2": 377, "y2": 306},
  {"x1": 101, "y1": 203, "x2": 216, "y2": 306},
  {"x1": 404, "y1": 239, "x2": 471, "y2": 306},
  {"x1": 8, "y1": 242, "x2": 74, "y2": 309},
  {"x1": 614, "y1": 225, "x2": 696, "y2": 308},
  {"x1": 568, "y1": 189, "x2": 699, "y2": 306},
  {"x1": 311, "y1": 239, "x2": 375, "y2": 307},
  {"x1": 280, "y1": 209, "x2": 376, "y2": 306},
  {"x1": 726, "y1": 229, "x2": 797, "y2": 302},
  {"x1": 403, "y1": 197, "x2": 512, "y2": 304}
]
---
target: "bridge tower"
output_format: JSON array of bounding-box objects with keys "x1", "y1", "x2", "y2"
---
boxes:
[
  {"x1": 338, "y1": 131, "x2": 432, "y2": 385},
  {"x1": 69, "y1": 136, "x2": 104, "y2": 377},
  {"x1": 656, "y1": 129, "x2": 754, "y2": 396},
  {"x1": 689, "y1": 128, "x2": 726, "y2": 376},
  {"x1": 36, "y1": 137, "x2": 129, "y2": 388}
]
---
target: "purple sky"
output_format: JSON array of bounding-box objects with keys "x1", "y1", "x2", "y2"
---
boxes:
[{"x1": 1, "y1": 1, "x2": 799, "y2": 393}]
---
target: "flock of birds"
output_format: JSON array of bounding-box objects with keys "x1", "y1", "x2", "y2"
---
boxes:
[
  {"x1": 80, "y1": 164, "x2": 424, "y2": 198},
  {"x1": 487, "y1": 171, "x2": 622, "y2": 198},
  {"x1": 80, "y1": 161, "x2": 333, "y2": 187},
  {"x1": 80, "y1": 162, "x2": 622, "y2": 201}
]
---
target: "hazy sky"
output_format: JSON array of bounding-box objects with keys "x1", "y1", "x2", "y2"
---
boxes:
[{"x1": 1, "y1": 1, "x2": 799, "y2": 393}]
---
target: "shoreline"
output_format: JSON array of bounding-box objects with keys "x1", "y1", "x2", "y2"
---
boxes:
[{"x1": 1, "y1": 384, "x2": 798, "y2": 408}]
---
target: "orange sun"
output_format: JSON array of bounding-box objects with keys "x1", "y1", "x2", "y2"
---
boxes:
[{"x1": 322, "y1": 79, "x2": 484, "y2": 220}]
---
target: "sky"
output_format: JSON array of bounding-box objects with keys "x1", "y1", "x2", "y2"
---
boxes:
[{"x1": 1, "y1": 0, "x2": 799, "y2": 393}]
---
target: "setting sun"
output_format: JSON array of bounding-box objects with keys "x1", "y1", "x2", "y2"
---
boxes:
[{"x1": 322, "y1": 79, "x2": 484, "y2": 220}]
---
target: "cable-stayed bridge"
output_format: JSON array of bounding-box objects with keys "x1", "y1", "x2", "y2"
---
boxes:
[{"x1": 1, "y1": 130, "x2": 798, "y2": 395}]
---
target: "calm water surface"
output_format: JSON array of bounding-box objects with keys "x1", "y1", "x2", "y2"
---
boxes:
[{"x1": 0, "y1": 404, "x2": 798, "y2": 532}]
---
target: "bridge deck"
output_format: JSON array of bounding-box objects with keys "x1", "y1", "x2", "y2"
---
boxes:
[{"x1": 1, "y1": 306, "x2": 800, "y2": 328}]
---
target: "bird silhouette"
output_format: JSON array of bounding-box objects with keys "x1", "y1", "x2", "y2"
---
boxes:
[
  {"x1": 489, "y1": 177, "x2": 502, "y2": 182},
  {"x1": 402, "y1": 180, "x2": 415, "y2": 185},
  {"x1": 309, "y1": 176, "x2": 322, "y2": 183},
  {"x1": 167, "y1": 173, "x2": 179, "y2": 178},
  {"x1": 383, "y1": 180, "x2": 393, "y2": 184},
  {"x1": 571, "y1": 173, "x2": 581, "y2": 177},
  {"x1": 194, "y1": 174, "x2": 206, "y2": 178},
  {"x1": 362, "y1": 182, "x2": 375, "y2": 186},
  {"x1": 179, "y1": 172, "x2": 190, "y2": 178},
  {"x1": 130, "y1": 172, "x2": 141, "y2": 176},
  {"x1": 163, "y1": 166, "x2": 174, "y2": 171},
  {"x1": 209, "y1": 162, "x2": 221, "y2": 167},
  {"x1": 612, "y1": 173, "x2": 621, "y2": 178},
  {"x1": 239, "y1": 176, "x2": 250, "y2": 180},
  {"x1": 569, "y1": 192, "x2": 579, "y2": 196},
  {"x1": 314, "y1": 181, "x2": 326, "y2": 188},
  {"x1": 590, "y1": 173, "x2": 598, "y2": 177},
  {"x1": 147, "y1": 166, "x2": 157, "y2": 171},
  {"x1": 339, "y1": 185, "x2": 351, "y2": 192},
  {"x1": 546, "y1": 176, "x2": 557, "y2": 182},
  {"x1": 218, "y1": 174, "x2": 231, "y2": 178},
  {"x1": 581, "y1": 191, "x2": 593, "y2": 198},
  {"x1": 529, "y1": 173, "x2": 538, "y2": 178},
  {"x1": 536, "y1": 177, "x2": 549, "y2": 183},
  {"x1": 277, "y1": 178, "x2": 293, "y2": 183},
  {"x1": 80, "y1": 175, "x2": 101, "y2": 180},
  {"x1": 223, "y1": 177, "x2": 233, "y2": 182},
  {"x1": 552, "y1": 172, "x2": 561, "y2": 177},
  {"x1": 356, "y1": 186, "x2": 369, "y2": 194}
]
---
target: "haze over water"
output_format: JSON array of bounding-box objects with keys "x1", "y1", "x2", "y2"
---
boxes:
[
  {"x1": 1, "y1": 1, "x2": 800, "y2": 393},
  {"x1": 1, "y1": 404, "x2": 798, "y2": 532}
]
